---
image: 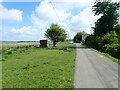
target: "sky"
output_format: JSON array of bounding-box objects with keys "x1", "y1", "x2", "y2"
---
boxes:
[{"x1": 0, "y1": 0, "x2": 119, "y2": 41}]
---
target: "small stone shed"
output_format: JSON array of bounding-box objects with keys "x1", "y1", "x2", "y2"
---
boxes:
[{"x1": 40, "y1": 40, "x2": 47, "y2": 47}]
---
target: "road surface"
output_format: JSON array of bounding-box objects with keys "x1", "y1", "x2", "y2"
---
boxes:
[{"x1": 74, "y1": 43, "x2": 118, "y2": 88}]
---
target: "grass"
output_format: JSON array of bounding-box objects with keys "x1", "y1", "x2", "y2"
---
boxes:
[
  {"x1": 2, "y1": 42, "x2": 76, "y2": 88},
  {"x1": 0, "y1": 52, "x2": 1, "y2": 89},
  {"x1": 90, "y1": 48, "x2": 120, "y2": 64},
  {"x1": 82, "y1": 44, "x2": 120, "y2": 63}
]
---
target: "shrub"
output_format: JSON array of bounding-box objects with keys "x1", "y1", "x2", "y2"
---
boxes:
[
  {"x1": 2, "y1": 49, "x2": 7, "y2": 53},
  {"x1": 0, "y1": 58, "x2": 6, "y2": 61},
  {"x1": 102, "y1": 31, "x2": 118, "y2": 45},
  {"x1": 84, "y1": 35, "x2": 103, "y2": 51},
  {"x1": 25, "y1": 46, "x2": 28, "y2": 50},
  {"x1": 103, "y1": 44, "x2": 120, "y2": 59},
  {"x1": 6, "y1": 50, "x2": 12, "y2": 55}
]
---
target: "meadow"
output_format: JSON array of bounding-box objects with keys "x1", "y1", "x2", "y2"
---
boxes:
[{"x1": 1, "y1": 42, "x2": 76, "y2": 88}]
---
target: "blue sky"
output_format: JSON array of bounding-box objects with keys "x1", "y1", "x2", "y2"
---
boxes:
[
  {"x1": 0, "y1": 0, "x2": 119, "y2": 41},
  {"x1": 2, "y1": 2, "x2": 39, "y2": 28}
]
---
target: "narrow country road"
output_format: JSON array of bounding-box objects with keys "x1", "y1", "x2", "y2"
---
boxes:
[{"x1": 74, "y1": 43, "x2": 118, "y2": 88}]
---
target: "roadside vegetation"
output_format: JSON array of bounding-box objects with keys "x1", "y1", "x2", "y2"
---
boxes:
[
  {"x1": 82, "y1": 1, "x2": 120, "y2": 62},
  {"x1": 84, "y1": 31, "x2": 120, "y2": 61},
  {"x1": 73, "y1": 1, "x2": 120, "y2": 63},
  {"x1": 1, "y1": 42, "x2": 76, "y2": 88},
  {"x1": 91, "y1": 48, "x2": 120, "y2": 63}
]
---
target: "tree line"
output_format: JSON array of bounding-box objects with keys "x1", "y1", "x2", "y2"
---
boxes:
[{"x1": 83, "y1": 1, "x2": 120, "y2": 59}]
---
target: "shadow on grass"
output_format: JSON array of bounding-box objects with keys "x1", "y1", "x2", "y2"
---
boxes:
[
  {"x1": 36, "y1": 43, "x2": 89, "y2": 50},
  {"x1": 35, "y1": 45, "x2": 90, "y2": 51},
  {"x1": 68, "y1": 45, "x2": 89, "y2": 49}
]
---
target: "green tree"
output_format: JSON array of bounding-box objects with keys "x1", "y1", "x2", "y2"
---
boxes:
[
  {"x1": 73, "y1": 32, "x2": 84, "y2": 43},
  {"x1": 93, "y1": 1, "x2": 119, "y2": 36},
  {"x1": 113, "y1": 24, "x2": 120, "y2": 35},
  {"x1": 102, "y1": 31, "x2": 118, "y2": 45},
  {"x1": 45, "y1": 24, "x2": 67, "y2": 47},
  {"x1": 83, "y1": 35, "x2": 103, "y2": 50}
]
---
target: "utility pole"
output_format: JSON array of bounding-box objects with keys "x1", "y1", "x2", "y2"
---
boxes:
[
  {"x1": 90, "y1": 24, "x2": 92, "y2": 35},
  {"x1": 68, "y1": 31, "x2": 69, "y2": 43},
  {"x1": 66, "y1": 31, "x2": 69, "y2": 43}
]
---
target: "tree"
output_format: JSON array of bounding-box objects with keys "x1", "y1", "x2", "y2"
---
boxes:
[
  {"x1": 113, "y1": 24, "x2": 120, "y2": 35},
  {"x1": 102, "y1": 31, "x2": 118, "y2": 45},
  {"x1": 83, "y1": 35, "x2": 103, "y2": 50},
  {"x1": 92, "y1": 1, "x2": 119, "y2": 36},
  {"x1": 73, "y1": 32, "x2": 85, "y2": 43},
  {"x1": 45, "y1": 24, "x2": 67, "y2": 47},
  {"x1": 73, "y1": 32, "x2": 88, "y2": 43}
]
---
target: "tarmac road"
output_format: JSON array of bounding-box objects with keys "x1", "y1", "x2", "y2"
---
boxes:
[{"x1": 74, "y1": 43, "x2": 118, "y2": 88}]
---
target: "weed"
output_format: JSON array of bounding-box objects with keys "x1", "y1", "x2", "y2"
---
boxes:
[
  {"x1": 0, "y1": 58, "x2": 6, "y2": 61},
  {"x1": 25, "y1": 46, "x2": 29, "y2": 50},
  {"x1": 6, "y1": 51, "x2": 12, "y2": 55},
  {"x1": 43, "y1": 62, "x2": 50, "y2": 64},
  {"x1": 21, "y1": 64, "x2": 30, "y2": 69}
]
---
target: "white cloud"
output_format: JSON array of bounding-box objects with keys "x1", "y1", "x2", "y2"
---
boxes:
[
  {"x1": 11, "y1": 26, "x2": 33, "y2": 35},
  {"x1": 6, "y1": 0, "x2": 103, "y2": 40},
  {"x1": 70, "y1": 6, "x2": 100, "y2": 34},
  {"x1": 0, "y1": 4, "x2": 23, "y2": 22},
  {"x1": 30, "y1": 0, "x2": 97, "y2": 39},
  {"x1": 31, "y1": 14, "x2": 48, "y2": 29},
  {"x1": 112, "y1": 0, "x2": 120, "y2": 2},
  {"x1": 34, "y1": 1, "x2": 71, "y2": 22},
  {"x1": 51, "y1": 0, "x2": 94, "y2": 3},
  {"x1": 50, "y1": 0, "x2": 95, "y2": 13},
  {"x1": 10, "y1": 26, "x2": 44, "y2": 41}
]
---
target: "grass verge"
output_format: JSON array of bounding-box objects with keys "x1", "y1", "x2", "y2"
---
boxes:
[
  {"x1": 90, "y1": 48, "x2": 120, "y2": 64},
  {"x1": 2, "y1": 42, "x2": 76, "y2": 88}
]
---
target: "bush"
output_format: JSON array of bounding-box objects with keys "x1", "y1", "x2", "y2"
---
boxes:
[
  {"x1": 84, "y1": 35, "x2": 103, "y2": 50},
  {"x1": 103, "y1": 44, "x2": 120, "y2": 59},
  {"x1": 2, "y1": 49, "x2": 7, "y2": 53},
  {"x1": 25, "y1": 46, "x2": 29, "y2": 50},
  {"x1": 0, "y1": 58, "x2": 6, "y2": 61},
  {"x1": 102, "y1": 31, "x2": 118, "y2": 44},
  {"x1": 84, "y1": 32, "x2": 120, "y2": 59},
  {"x1": 6, "y1": 50, "x2": 12, "y2": 55},
  {"x1": 81, "y1": 30, "x2": 120, "y2": 59}
]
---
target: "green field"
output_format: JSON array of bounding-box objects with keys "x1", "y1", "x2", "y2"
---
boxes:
[{"x1": 1, "y1": 42, "x2": 76, "y2": 88}]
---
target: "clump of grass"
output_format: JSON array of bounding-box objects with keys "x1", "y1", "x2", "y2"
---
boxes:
[
  {"x1": 0, "y1": 58, "x2": 6, "y2": 61},
  {"x1": 43, "y1": 62, "x2": 50, "y2": 64},
  {"x1": 25, "y1": 46, "x2": 29, "y2": 50},
  {"x1": 33, "y1": 65, "x2": 39, "y2": 67},
  {"x1": 21, "y1": 64, "x2": 30, "y2": 70},
  {"x1": 21, "y1": 64, "x2": 40, "y2": 70},
  {"x1": 2, "y1": 49, "x2": 7, "y2": 53},
  {"x1": 16, "y1": 46, "x2": 20, "y2": 49},
  {"x1": 4, "y1": 55, "x2": 8, "y2": 59},
  {"x1": 6, "y1": 50, "x2": 12, "y2": 55},
  {"x1": 48, "y1": 45, "x2": 72, "y2": 52}
]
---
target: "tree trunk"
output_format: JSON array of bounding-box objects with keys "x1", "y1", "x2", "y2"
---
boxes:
[{"x1": 53, "y1": 41, "x2": 56, "y2": 47}]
